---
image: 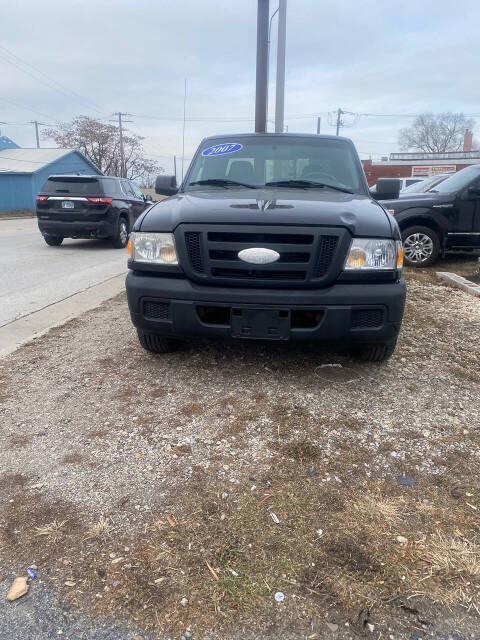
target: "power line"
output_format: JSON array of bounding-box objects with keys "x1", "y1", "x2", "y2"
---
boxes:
[
  {"x1": 0, "y1": 96, "x2": 54, "y2": 121},
  {"x1": 0, "y1": 154, "x2": 59, "y2": 163},
  {"x1": 0, "y1": 44, "x2": 108, "y2": 116}
]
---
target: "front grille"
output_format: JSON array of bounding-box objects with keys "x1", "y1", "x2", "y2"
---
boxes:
[
  {"x1": 209, "y1": 249, "x2": 310, "y2": 263},
  {"x1": 143, "y1": 301, "x2": 170, "y2": 320},
  {"x1": 313, "y1": 236, "x2": 339, "y2": 278},
  {"x1": 350, "y1": 308, "x2": 384, "y2": 328},
  {"x1": 184, "y1": 231, "x2": 204, "y2": 273},
  {"x1": 179, "y1": 224, "x2": 346, "y2": 287},
  {"x1": 211, "y1": 268, "x2": 307, "y2": 280},
  {"x1": 208, "y1": 232, "x2": 313, "y2": 244}
]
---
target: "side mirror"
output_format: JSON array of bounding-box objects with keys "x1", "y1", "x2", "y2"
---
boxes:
[
  {"x1": 155, "y1": 175, "x2": 177, "y2": 196},
  {"x1": 144, "y1": 194, "x2": 152, "y2": 202},
  {"x1": 371, "y1": 178, "x2": 401, "y2": 200}
]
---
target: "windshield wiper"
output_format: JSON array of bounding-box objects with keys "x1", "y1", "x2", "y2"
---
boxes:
[
  {"x1": 188, "y1": 178, "x2": 256, "y2": 189},
  {"x1": 265, "y1": 179, "x2": 353, "y2": 194}
]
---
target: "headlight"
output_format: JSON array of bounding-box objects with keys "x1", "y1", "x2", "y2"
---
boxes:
[
  {"x1": 345, "y1": 238, "x2": 402, "y2": 270},
  {"x1": 129, "y1": 232, "x2": 178, "y2": 265}
]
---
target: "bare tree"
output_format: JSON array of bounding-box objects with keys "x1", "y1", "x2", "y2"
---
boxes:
[
  {"x1": 398, "y1": 112, "x2": 475, "y2": 153},
  {"x1": 43, "y1": 116, "x2": 163, "y2": 183}
]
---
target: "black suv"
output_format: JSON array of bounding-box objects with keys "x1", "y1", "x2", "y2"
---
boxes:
[
  {"x1": 36, "y1": 174, "x2": 151, "y2": 248},
  {"x1": 126, "y1": 133, "x2": 405, "y2": 362},
  {"x1": 382, "y1": 164, "x2": 480, "y2": 266}
]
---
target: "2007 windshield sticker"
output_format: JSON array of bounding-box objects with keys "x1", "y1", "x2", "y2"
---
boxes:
[{"x1": 202, "y1": 142, "x2": 243, "y2": 157}]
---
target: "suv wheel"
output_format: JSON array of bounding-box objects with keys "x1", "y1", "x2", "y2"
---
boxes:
[
  {"x1": 43, "y1": 234, "x2": 63, "y2": 246},
  {"x1": 351, "y1": 338, "x2": 398, "y2": 362},
  {"x1": 402, "y1": 225, "x2": 440, "y2": 267},
  {"x1": 137, "y1": 329, "x2": 182, "y2": 354},
  {"x1": 111, "y1": 216, "x2": 129, "y2": 249}
]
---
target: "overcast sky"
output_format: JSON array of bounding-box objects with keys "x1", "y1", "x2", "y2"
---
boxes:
[{"x1": 2, "y1": 0, "x2": 480, "y2": 173}]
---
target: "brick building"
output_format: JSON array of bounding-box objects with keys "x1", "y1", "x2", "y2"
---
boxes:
[{"x1": 362, "y1": 130, "x2": 480, "y2": 185}]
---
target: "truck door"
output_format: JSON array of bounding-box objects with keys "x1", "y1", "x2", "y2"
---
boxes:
[
  {"x1": 472, "y1": 178, "x2": 480, "y2": 236},
  {"x1": 455, "y1": 176, "x2": 480, "y2": 246}
]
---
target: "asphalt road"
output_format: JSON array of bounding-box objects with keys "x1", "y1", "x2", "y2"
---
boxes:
[{"x1": 0, "y1": 218, "x2": 127, "y2": 327}]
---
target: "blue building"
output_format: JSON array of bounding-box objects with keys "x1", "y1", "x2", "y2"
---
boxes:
[
  {"x1": 0, "y1": 143, "x2": 102, "y2": 212},
  {"x1": 0, "y1": 136, "x2": 20, "y2": 151}
]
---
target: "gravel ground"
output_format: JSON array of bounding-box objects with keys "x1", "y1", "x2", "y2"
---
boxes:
[
  {"x1": 1, "y1": 269, "x2": 480, "y2": 639},
  {"x1": 0, "y1": 571, "x2": 153, "y2": 640}
]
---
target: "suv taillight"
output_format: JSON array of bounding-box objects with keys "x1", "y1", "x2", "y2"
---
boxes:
[
  {"x1": 87, "y1": 197, "x2": 113, "y2": 204},
  {"x1": 36, "y1": 195, "x2": 49, "y2": 202}
]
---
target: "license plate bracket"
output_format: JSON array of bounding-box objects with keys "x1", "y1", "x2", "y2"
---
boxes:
[
  {"x1": 62, "y1": 201, "x2": 74, "y2": 209},
  {"x1": 230, "y1": 308, "x2": 291, "y2": 340}
]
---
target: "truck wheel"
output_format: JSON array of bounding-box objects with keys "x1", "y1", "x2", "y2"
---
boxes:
[
  {"x1": 111, "y1": 216, "x2": 129, "y2": 249},
  {"x1": 351, "y1": 338, "x2": 398, "y2": 362},
  {"x1": 43, "y1": 234, "x2": 63, "y2": 246},
  {"x1": 402, "y1": 225, "x2": 440, "y2": 267},
  {"x1": 137, "y1": 329, "x2": 181, "y2": 354}
]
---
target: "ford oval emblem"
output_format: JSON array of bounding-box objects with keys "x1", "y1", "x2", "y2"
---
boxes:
[{"x1": 238, "y1": 248, "x2": 280, "y2": 265}]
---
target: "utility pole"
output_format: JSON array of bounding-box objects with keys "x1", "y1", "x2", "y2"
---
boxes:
[
  {"x1": 316, "y1": 117, "x2": 321, "y2": 134},
  {"x1": 255, "y1": 0, "x2": 269, "y2": 133},
  {"x1": 30, "y1": 121, "x2": 47, "y2": 148},
  {"x1": 266, "y1": 5, "x2": 279, "y2": 126},
  {"x1": 274, "y1": 0, "x2": 287, "y2": 133},
  {"x1": 335, "y1": 108, "x2": 344, "y2": 136},
  {"x1": 181, "y1": 79, "x2": 187, "y2": 183},
  {"x1": 112, "y1": 112, "x2": 133, "y2": 177}
]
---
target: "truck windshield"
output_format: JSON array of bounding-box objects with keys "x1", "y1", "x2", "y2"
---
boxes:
[{"x1": 186, "y1": 137, "x2": 364, "y2": 194}]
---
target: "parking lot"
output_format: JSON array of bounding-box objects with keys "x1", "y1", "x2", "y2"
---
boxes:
[
  {"x1": 0, "y1": 218, "x2": 127, "y2": 327},
  {"x1": 1, "y1": 260, "x2": 479, "y2": 640}
]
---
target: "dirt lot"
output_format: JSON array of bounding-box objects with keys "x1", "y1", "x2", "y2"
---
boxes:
[{"x1": 1, "y1": 261, "x2": 480, "y2": 640}]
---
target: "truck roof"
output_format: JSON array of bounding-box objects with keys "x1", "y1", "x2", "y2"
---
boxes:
[
  {"x1": 47, "y1": 174, "x2": 106, "y2": 179},
  {"x1": 200, "y1": 132, "x2": 352, "y2": 143}
]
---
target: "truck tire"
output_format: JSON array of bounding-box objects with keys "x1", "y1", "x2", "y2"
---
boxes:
[
  {"x1": 351, "y1": 338, "x2": 397, "y2": 362},
  {"x1": 111, "y1": 216, "x2": 129, "y2": 249},
  {"x1": 43, "y1": 234, "x2": 63, "y2": 246},
  {"x1": 402, "y1": 225, "x2": 440, "y2": 267},
  {"x1": 137, "y1": 329, "x2": 181, "y2": 354}
]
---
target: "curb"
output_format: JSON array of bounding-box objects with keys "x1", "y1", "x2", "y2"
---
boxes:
[
  {"x1": 0, "y1": 274, "x2": 126, "y2": 358},
  {"x1": 436, "y1": 271, "x2": 480, "y2": 298},
  {"x1": 0, "y1": 214, "x2": 36, "y2": 221}
]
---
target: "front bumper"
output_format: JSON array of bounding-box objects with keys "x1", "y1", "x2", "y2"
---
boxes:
[
  {"x1": 126, "y1": 271, "x2": 406, "y2": 344},
  {"x1": 37, "y1": 218, "x2": 114, "y2": 239}
]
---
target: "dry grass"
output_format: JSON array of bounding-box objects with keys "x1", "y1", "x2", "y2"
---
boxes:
[
  {"x1": 1, "y1": 452, "x2": 480, "y2": 637},
  {"x1": 450, "y1": 363, "x2": 480, "y2": 384},
  {"x1": 86, "y1": 516, "x2": 113, "y2": 540},
  {"x1": 405, "y1": 254, "x2": 479, "y2": 284},
  {"x1": 351, "y1": 492, "x2": 404, "y2": 527},
  {"x1": 35, "y1": 519, "x2": 67, "y2": 542},
  {"x1": 279, "y1": 440, "x2": 320, "y2": 461},
  {"x1": 179, "y1": 402, "x2": 205, "y2": 417},
  {"x1": 62, "y1": 453, "x2": 85, "y2": 464},
  {"x1": 0, "y1": 210, "x2": 35, "y2": 219},
  {"x1": 7, "y1": 434, "x2": 31, "y2": 449}
]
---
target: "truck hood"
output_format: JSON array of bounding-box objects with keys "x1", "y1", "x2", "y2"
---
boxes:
[{"x1": 139, "y1": 188, "x2": 393, "y2": 237}]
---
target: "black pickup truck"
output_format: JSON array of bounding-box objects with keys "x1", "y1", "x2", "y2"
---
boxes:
[
  {"x1": 126, "y1": 133, "x2": 405, "y2": 362},
  {"x1": 382, "y1": 164, "x2": 480, "y2": 266}
]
